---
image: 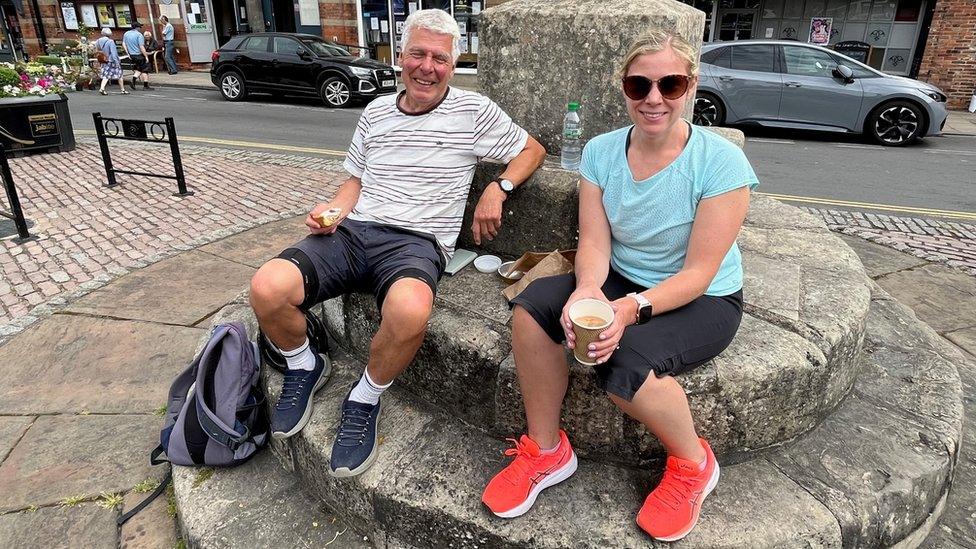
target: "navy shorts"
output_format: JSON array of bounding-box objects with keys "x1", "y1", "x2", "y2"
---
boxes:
[
  {"x1": 277, "y1": 219, "x2": 445, "y2": 312},
  {"x1": 510, "y1": 269, "x2": 743, "y2": 401}
]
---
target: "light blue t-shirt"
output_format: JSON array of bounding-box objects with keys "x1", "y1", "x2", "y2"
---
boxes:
[
  {"x1": 579, "y1": 123, "x2": 760, "y2": 296},
  {"x1": 162, "y1": 23, "x2": 175, "y2": 41},
  {"x1": 122, "y1": 29, "x2": 145, "y2": 55}
]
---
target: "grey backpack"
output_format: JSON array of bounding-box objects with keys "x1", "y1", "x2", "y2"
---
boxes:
[{"x1": 120, "y1": 322, "x2": 268, "y2": 525}]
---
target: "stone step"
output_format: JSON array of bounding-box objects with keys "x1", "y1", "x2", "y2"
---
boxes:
[
  {"x1": 172, "y1": 451, "x2": 372, "y2": 549},
  {"x1": 316, "y1": 196, "x2": 873, "y2": 466},
  {"x1": 273, "y1": 283, "x2": 961, "y2": 547},
  {"x1": 174, "y1": 280, "x2": 964, "y2": 548}
]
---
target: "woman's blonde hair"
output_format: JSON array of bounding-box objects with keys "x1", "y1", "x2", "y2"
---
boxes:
[{"x1": 616, "y1": 30, "x2": 699, "y2": 81}]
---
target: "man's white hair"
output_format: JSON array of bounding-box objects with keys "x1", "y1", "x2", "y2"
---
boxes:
[
  {"x1": 401, "y1": 9, "x2": 461, "y2": 62},
  {"x1": 101, "y1": 27, "x2": 113, "y2": 37}
]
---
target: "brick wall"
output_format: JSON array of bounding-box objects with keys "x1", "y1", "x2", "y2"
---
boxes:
[
  {"x1": 918, "y1": 0, "x2": 976, "y2": 109},
  {"x1": 319, "y1": 0, "x2": 359, "y2": 46}
]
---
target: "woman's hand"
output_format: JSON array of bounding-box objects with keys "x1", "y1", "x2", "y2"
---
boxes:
[
  {"x1": 585, "y1": 297, "x2": 638, "y2": 364},
  {"x1": 560, "y1": 285, "x2": 609, "y2": 349}
]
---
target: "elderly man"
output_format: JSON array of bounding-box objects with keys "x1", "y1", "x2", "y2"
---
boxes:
[
  {"x1": 249, "y1": 8, "x2": 546, "y2": 477},
  {"x1": 122, "y1": 22, "x2": 152, "y2": 90}
]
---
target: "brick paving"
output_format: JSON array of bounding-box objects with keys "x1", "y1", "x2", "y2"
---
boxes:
[
  {"x1": 806, "y1": 207, "x2": 976, "y2": 276},
  {"x1": 0, "y1": 139, "x2": 345, "y2": 342}
]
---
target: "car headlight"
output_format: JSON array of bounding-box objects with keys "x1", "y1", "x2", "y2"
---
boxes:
[
  {"x1": 350, "y1": 67, "x2": 372, "y2": 77},
  {"x1": 919, "y1": 89, "x2": 947, "y2": 102}
]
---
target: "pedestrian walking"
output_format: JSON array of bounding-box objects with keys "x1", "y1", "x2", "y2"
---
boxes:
[
  {"x1": 94, "y1": 28, "x2": 128, "y2": 95},
  {"x1": 160, "y1": 16, "x2": 178, "y2": 75},
  {"x1": 122, "y1": 22, "x2": 154, "y2": 90}
]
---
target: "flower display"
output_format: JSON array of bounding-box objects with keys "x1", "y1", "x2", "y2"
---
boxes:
[{"x1": 0, "y1": 62, "x2": 74, "y2": 98}]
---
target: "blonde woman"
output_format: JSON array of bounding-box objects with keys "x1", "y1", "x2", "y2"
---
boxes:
[{"x1": 482, "y1": 31, "x2": 759, "y2": 541}]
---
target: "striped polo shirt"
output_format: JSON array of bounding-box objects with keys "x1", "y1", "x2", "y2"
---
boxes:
[{"x1": 343, "y1": 87, "x2": 529, "y2": 257}]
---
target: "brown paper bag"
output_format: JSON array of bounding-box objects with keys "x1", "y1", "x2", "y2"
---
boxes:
[{"x1": 502, "y1": 249, "x2": 577, "y2": 302}]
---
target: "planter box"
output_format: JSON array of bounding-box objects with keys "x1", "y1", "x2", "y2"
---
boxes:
[{"x1": 0, "y1": 94, "x2": 76, "y2": 157}]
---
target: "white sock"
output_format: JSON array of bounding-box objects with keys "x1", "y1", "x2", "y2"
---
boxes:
[
  {"x1": 348, "y1": 370, "x2": 391, "y2": 405},
  {"x1": 281, "y1": 338, "x2": 316, "y2": 371}
]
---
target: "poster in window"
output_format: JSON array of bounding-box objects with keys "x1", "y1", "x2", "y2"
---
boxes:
[
  {"x1": 808, "y1": 17, "x2": 832, "y2": 45},
  {"x1": 115, "y1": 5, "x2": 131, "y2": 27},
  {"x1": 96, "y1": 4, "x2": 115, "y2": 27},
  {"x1": 393, "y1": 0, "x2": 404, "y2": 15},
  {"x1": 61, "y1": 2, "x2": 79, "y2": 30},
  {"x1": 80, "y1": 4, "x2": 97, "y2": 26}
]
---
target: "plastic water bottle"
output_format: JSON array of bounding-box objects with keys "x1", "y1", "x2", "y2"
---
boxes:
[{"x1": 560, "y1": 102, "x2": 582, "y2": 171}]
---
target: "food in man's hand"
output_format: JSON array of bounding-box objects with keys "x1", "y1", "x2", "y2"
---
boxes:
[{"x1": 315, "y1": 208, "x2": 342, "y2": 228}]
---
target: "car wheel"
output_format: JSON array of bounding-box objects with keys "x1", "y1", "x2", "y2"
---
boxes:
[
  {"x1": 320, "y1": 77, "x2": 351, "y2": 108},
  {"x1": 693, "y1": 93, "x2": 725, "y2": 127},
  {"x1": 868, "y1": 100, "x2": 924, "y2": 146},
  {"x1": 219, "y1": 71, "x2": 247, "y2": 102}
]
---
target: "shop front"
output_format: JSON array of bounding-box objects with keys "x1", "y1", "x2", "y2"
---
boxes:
[
  {"x1": 685, "y1": 0, "x2": 930, "y2": 76},
  {"x1": 0, "y1": 0, "x2": 26, "y2": 62},
  {"x1": 357, "y1": 0, "x2": 490, "y2": 72}
]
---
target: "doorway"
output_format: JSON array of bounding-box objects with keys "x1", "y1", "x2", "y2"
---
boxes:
[{"x1": 718, "y1": 10, "x2": 758, "y2": 40}]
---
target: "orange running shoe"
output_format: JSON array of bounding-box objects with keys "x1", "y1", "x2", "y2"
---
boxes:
[
  {"x1": 637, "y1": 438, "x2": 719, "y2": 541},
  {"x1": 482, "y1": 430, "x2": 578, "y2": 518}
]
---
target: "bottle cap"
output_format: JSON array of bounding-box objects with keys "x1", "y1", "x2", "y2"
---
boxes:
[{"x1": 567, "y1": 102, "x2": 580, "y2": 111}]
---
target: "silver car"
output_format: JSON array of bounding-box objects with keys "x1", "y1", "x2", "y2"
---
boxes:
[{"x1": 693, "y1": 40, "x2": 948, "y2": 147}]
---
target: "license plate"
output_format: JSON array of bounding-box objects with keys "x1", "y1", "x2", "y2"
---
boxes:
[{"x1": 381, "y1": 79, "x2": 395, "y2": 87}]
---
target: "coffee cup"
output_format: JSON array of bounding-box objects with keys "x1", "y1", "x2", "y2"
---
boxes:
[{"x1": 568, "y1": 298, "x2": 614, "y2": 365}]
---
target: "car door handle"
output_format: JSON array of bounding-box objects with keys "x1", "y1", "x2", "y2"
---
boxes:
[
  {"x1": 785, "y1": 81, "x2": 802, "y2": 87},
  {"x1": 718, "y1": 76, "x2": 735, "y2": 82}
]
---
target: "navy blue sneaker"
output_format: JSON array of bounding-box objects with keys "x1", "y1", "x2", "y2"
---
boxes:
[
  {"x1": 270, "y1": 351, "x2": 332, "y2": 439},
  {"x1": 329, "y1": 387, "x2": 382, "y2": 477}
]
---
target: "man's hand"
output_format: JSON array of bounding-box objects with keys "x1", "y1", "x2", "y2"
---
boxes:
[
  {"x1": 305, "y1": 203, "x2": 344, "y2": 235},
  {"x1": 472, "y1": 182, "x2": 506, "y2": 245}
]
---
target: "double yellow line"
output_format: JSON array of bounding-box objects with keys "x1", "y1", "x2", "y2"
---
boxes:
[
  {"x1": 74, "y1": 131, "x2": 975, "y2": 222},
  {"x1": 758, "y1": 192, "x2": 976, "y2": 222}
]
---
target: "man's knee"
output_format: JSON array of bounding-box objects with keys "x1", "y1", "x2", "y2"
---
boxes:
[
  {"x1": 380, "y1": 278, "x2": 434, "y2": 339},
  {"x1": 250, "y1": 259, "x2": 304, "y2": 313}
]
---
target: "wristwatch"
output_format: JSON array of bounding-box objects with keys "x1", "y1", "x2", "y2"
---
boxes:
[
  {"x1": 626, "y1": 292, "x2": 653, "y2": 324},
  {"x1": 494, "y1": 178, "x2": 515, "y2": 197}
]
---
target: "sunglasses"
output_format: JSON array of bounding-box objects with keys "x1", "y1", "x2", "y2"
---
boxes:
[{"x1": 622, "y1": 74, "x2": 693, "y2": 101}]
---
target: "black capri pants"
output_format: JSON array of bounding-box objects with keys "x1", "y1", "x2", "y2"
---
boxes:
[{"x1": 511, "y1": 269, "x2": 743, "y2": 401}]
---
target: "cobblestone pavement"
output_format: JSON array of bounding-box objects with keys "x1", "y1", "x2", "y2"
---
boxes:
[
  {"x1": 0, "y1": 140, "x2": 345, "y2": 342},
  {"x1": 806, "y1": 207, "x2": 976, "y2": 276}
]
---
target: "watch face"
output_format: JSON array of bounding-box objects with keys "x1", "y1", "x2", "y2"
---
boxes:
[{"x1": 499, "y1": 179, "x2": 514, "y2": 192}]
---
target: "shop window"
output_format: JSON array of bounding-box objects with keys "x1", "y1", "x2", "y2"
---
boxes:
[
  {"x1": 803, "y1": 0, "x2": 826, "y2": 19},
  {"x1": 782, "y1": 0, "x2": 803, "y2": 18},
  {"x1": 780, "y1": 19, "x2": 801, "y2": 40},
  {"x1": 73, "y1": 2, "x2": 135, "y2": 29},
  {"x1": 866, "y1": 22, "x2": 890, "y2": 46},
  {"x1": 730, "y1": 44, "x2": 776, "y2": 72},
  {"x1": 825, "y1": 0, "x2": 848, "y2": 19},
  {"x1": 846, "y1": 0, "x2": 871, "y2": 20},
  {"x1": 868, "y1": 46, "x2": 885, "y2": 69},
  {"x1": 894, "y1": 0, "x2": 921, "y2": 21},
  {"x1": 870, "y1": 0, "x2": 896, "y2": 20},
  {"x1": 882, "y1": 48, "x2": 910, "y2": 72},
  {"x1": 761, "y1": 0, "x2": 783, "y2": 19}
]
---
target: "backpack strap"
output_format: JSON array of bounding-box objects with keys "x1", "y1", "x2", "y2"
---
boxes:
[
  {"x1": 117, "y1": 469, "x2": 171, "y2": 526},
  {"x1": 193, "y1": 323, "x2": 259, "y2": 452}
]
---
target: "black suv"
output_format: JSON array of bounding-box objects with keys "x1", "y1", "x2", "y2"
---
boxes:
[{"x1": 210, "y1": 33, "x2": 397, "y2": 108}]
